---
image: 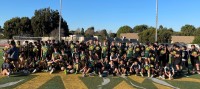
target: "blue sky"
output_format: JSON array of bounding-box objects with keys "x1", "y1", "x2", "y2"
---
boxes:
[{"x1": 0, "y1": 0, "x2": 200, "y2": 32}]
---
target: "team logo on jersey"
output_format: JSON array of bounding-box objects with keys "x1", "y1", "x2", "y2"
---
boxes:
[
  {"x1": 112, "y1": 48, "x2": 116, "y2": 51},
  {"x1": 70, "y1": 44, "x2": 74, "y2": 49},
  {"x1": 136, "y1": 48, "x2": 140, "y2": 51},
  {"x1": 192, "y1": 52, "x2": 198, "y2": 55},
  {"x1": 89, "y1": 45, "x2": 94, "y2": 50},
  {"x1": 146, "y1": 47, "x2": 150, "y2": 51},
  {"x1": 102, "y1": 46, "x2": 107, "y2": 51},
  {"x1": 173, "y1": 51, "x2": 176, "y2": 55},
  {"x1": 160, "y1": 50, "x2": 165, "y2": 54},
  {"x1": 144, "y1": 65, "x2": 150, "y2": 70},
  {"x1": 96, "y1": 47, "x2": 100, "y2": 50},
  {"x1": 150, "y1": 57, "x2": 155, "y2": 61}
]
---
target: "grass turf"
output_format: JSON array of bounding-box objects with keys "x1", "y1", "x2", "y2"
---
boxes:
[
  {"x1": 38, "y1": 76, "x2": 65, "y2": 89},
  {"x1": 0, "y1": 75, "x2": 36, "y2": 89},
  {"x1": 80, "y1": 76, "x2": 124, "y2": 89}
]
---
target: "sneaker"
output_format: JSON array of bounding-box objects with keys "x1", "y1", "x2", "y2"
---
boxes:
[
  {"x1": 197, "y1": 71, "x2": 200, "y2": 74},
  {"x1": 151, "y1": 75, "x2": 154, "y2": 78},
  {"x1": 122, "y1": 74, "x2": 126, "y2": 76},
  {"x1": 50, "y1": 68, "x2": 55, "y2": 74},
  {"x1": 32, "y1": 69, "x2": 37, "y2": 73},
  {"x1": 3, "y1": 56, "x2": 5, "y2": 60},
  {"x1": 162, "y1": 75, "x2": 165, "y2": 79},
  {"x1": 140, "y1": 72, "x2": 144, "y2": 77},
  {"x1": 99, "y1": 74, "x2": 102, "y2": 77},
  {"x1": 44, "y1": 70, "x2": 49, "y2": 72},
  {"x1": 80, "y1": 69, "x2": 84, "y2": 72},
  {"x1": 159, "y1": 76, "x2": 162, "y2": 79},
  {"x1": 82, "y1": 74, "x2": 86, "y2": 77},
  {"x1": 74, "y1": 71, "x2": 78, "y2": 74},
  {"x1": 7, "y1": 72, "x2": 10, "y2": 77}
]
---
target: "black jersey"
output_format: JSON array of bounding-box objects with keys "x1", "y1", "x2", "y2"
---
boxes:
[{"x1": 182, "y1": 50, "x2": 189, "y2": 60}]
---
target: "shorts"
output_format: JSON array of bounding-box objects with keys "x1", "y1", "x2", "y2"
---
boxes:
[
  {"x1": 193, "y1": 59, "x2": 199, "y2": 64},
  {"x1": 174, "y1": 59, "x2": 181, "y2": 65}
]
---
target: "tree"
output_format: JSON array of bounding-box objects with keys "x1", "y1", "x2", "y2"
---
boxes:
[
  {"x1": 117, "y1": 25, "x2": 132, "y2": 37},
  {"x1": 172, "y1": 32, "x2": 182, "y2": 36},
  {"x1": 85, "y1": 27, "x2": 95, "y2": 37},
  {"x1": 133, "y1": 24, "x2": 148, "y2": 33},
  {"x1": 159, "y1": 25, "x2": 164, "y2": 30},
  {"x1": 20, "y1": 17, "x2": 32, "y2": 35},
  {"x1": 192, "y1": 36, "x2": 200, "y2": 44},
  {"x1": 4, "y1": 17, "x2": 21, "y2": 38},
  {"x1": 194, "y1": 27, "x2": 200, "y2": 36},
  {"x1": 138, "y1": 29, "x2": 155, "y2": 43},
  {"x1": 0, "y1": 26, "x2": 2, "y2": 33},
  {"x1": 74, "y1": 28, "x2": 81, "y2": 35},
  {"x1": 50, "y1": 28, "x2": 65, "y2": 39},
  {"x1": 181, "y1": 24, "x2": 196, "y2": 36},
  {"x1": 158, "y1": 29, "x2": 172, "y2": 43},
  {"x1": 99, "y1": 29, "x2": 108, "y2": 36},
  {"x1": 110, "y1": 33, "x2": 117, "y2": 38},
  {"x1": 95, "y1": 29, "x2": 108, "y2": 41},
  {"x1": 138, "y1": 26, "x2": 173, "y2": 43},
  {"x1": 81, "y1": 28, "x2": 85, "y2": 35},
  {"x1": 31, "y1": 7, "x2": 69, "y2": 37}
]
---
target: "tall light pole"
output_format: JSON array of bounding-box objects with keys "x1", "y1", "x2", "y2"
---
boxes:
[
  {"x1": 155, "y1": 0, "x2": 158, "y2": 42},
  {"x1": 59, "y1": 0, "x2": 62, "y2": 41}
]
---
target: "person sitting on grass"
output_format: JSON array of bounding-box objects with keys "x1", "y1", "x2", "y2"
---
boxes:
[
  {"x1": 109, "y1": 59, "x2": 119, "y2": 76},
  {"x1": 62, "y1": 60, "x2": 74, "y2": 74},
  {"x1": 48, "y1": 47, "x2": 61, "y2": 74},
  {"x1": 81, "y1": 56, "x2": 94, "y2": 77},
  {"x1": 74, "y1": 56, "x2": 81, "y2": 74},
  {"x1": 164, "y1": 63, "x2": 175, "y2": 80},
  {"x1": 118, "y1": 60, "x2": 127, "y2": 76},
  {"x1": 1, "y1": 59, "x2": 12, "y2": 76},
  {"x1": 137, "y1": 56, "x2": 144, "y2": 77},
  {"x1": 18, "y1": 53, "x2": 26, "y2": 70},
  {"x1": 130, "y1": 61, "x2": 141, "y2": 76},
  {"x1": 102, "y1": 57, "x2": 111, "y2": 76},
  {"x1": 151, "y1": 63, "x2": 161, "y2": 78},
  {"x1": 143, "y1": 60, "x2": 151, "y2": 77}
]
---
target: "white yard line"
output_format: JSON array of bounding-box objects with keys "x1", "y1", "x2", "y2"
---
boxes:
[
  {"x1": 121, "y1": 76, "x2": 146, "y2": 89},
  {"x1": 0, "y1": 79, "x2": 24, "y2": 88},
  {"x1": 98, "y1": 77, "x2": 110, "y2": 89},
  {"x1": 149, "y1": 78, "x2": 180, "y2": 89}
]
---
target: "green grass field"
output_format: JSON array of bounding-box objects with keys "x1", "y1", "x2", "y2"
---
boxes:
[{"x1": 1, "y1": 48, "x2": 200, "y2": 89}]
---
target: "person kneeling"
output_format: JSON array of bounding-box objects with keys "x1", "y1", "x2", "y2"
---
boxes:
[{"x1": 1, "y1": 59, "x2": 12, "y2": 76}]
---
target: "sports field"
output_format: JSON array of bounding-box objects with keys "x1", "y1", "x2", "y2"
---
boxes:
[{"x1": 1, "y1": 49, "x2": 200, "y2": 89}]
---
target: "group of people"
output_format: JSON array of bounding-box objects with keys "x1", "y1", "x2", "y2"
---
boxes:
[{"x1": 1, "y1": 39, "x2": 200, "y2": 80}]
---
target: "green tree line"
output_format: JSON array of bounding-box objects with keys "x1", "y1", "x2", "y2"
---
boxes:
[
  {"x1": 2, "y1": 7, "x2": 69, "y2": 39},
  {"x1": 116, "y1": 24, "x2": 200, "y2": 44}
]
